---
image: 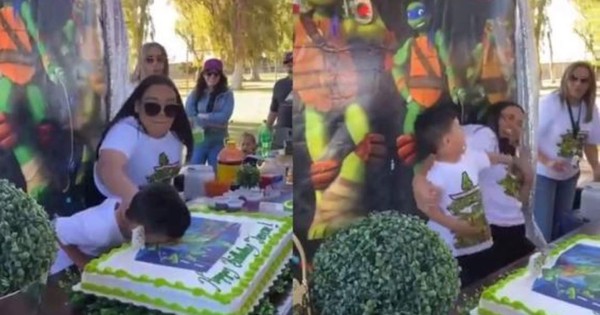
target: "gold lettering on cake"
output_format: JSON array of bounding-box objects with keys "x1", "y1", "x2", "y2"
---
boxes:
[{"x1": 222, "y1": 243, "x2": 258, "y2": 268}]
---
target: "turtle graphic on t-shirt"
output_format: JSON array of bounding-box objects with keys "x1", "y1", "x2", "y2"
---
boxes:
[
  {"x1": 557, "y1": 130, "x2": 587, "y2": 159},
  {"x1": 498, "y1": 168, "x2": 521, "y2": 199},
  {"x1": 146, "y1": 152, "x2": 181, "y2": 183},
  {"x1": 447, "y1": 172, "x2": 491, "y2": 249}
]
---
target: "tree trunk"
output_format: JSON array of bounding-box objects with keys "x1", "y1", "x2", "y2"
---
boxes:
[
  {"x1": 229, "y1": 0, "x2": 246, "y2": 90},
  {"x1": 250, "y1": 62, "x2": 261, "y2": 81},
  {"x1": 230, "y1": 61, "x2": 245, "y2": 90},
  {"x1": 546, "y1": 23, "x2": 555, "y2": 82},
  {"x1": 533, "y1": 0, "x2": 548, "y2": 50}
]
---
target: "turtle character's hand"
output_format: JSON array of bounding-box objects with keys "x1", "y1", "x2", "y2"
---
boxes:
[
  {"x1": 0, "y1": 113, "x2": 16, "y2": 150},
  {"x1": 396, "y1": 134, "x2": 416, "y2": 165},
  {"x1": 311, "y1": 160, "x2": 340, "y2": 190},
  {"x1": 46, "y1": 63, "x2": 66, "y2": 85},
  {"x1": 451, "y1": 87, "x2": 468, "y2": 105},
  {"x1": 355, "y1": 133, "x2": 387, "y2": 165}
]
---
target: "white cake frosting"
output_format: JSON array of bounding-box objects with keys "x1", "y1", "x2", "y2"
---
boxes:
[
  {"x1": 79, "y1": 210, "x2": 292, "y2": 315},
  {"x1": 478, "y1": 236, "x2": 600, "y2": 315}
]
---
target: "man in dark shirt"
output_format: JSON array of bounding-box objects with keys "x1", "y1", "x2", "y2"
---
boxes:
[{"x1": 266, "y1": 52, "x2": 293, "y2": 150}]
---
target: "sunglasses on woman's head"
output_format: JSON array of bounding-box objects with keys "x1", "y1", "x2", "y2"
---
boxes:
[{"x1": 143, "y1": 102, "x2": 180, "y2": 118}]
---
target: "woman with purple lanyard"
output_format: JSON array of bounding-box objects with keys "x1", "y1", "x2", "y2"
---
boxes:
[{"x1": 535, "y1": 61, "x2": 600, "y2": 242}]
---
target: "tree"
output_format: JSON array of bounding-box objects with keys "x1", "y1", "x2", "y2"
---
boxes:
[
  {"x1": 122, "y1": 0, "x2": 155, "y2": 70},
  {"x1": 171, "y1": 0, "x2": 293, "y2": 90},
  {"x1": 572, "y1": 0, "x2": 600, "y2": 65},
  {"x1": 530, "y1": 0, "x2": 551, "y2": 52}
]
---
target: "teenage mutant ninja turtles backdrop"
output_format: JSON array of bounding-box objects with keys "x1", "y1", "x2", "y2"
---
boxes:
[
  {"x1": 293, "y1": 0, "x2": 521, "y2": 270},
  {"x1": 0, "y1": 0, "x2": 111, "y2": 217}
]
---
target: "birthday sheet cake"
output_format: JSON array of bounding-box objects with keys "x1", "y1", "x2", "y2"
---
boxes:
[
  {"x1": 79, "y1": 209, "x2": 292, "y2": 315},
  {"x1": 477, "y1": 235, "x2": 600, "y2": 315}
]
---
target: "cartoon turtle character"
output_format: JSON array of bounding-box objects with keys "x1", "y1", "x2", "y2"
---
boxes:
[
  {"x1": 392, "y1": 1, "x2": 460, "y2": 165},
  {"x1": 0, "y1": 0, "x2": 65, "y2": 199},
  {"x1": 295, "y1": 0, "x2": 391, "y2": 239},
  {"x1": 466, "y1": 18, "x2": 516, "y2": 107}
]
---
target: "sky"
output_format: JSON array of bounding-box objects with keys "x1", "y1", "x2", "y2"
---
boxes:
[
  {"x1": 149, "y1": 0, "x2": 587, "y2": 65},
  {"x1": 149, "y1": 0, "x2": 189, "y2": 63}
]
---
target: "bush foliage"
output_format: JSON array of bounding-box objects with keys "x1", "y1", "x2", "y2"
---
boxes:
[{"x1": 310, "y1": 212, "x2": 460, "y2": 315}]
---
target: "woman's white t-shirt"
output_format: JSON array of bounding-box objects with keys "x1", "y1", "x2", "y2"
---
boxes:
[
  {"x1": 537, "y1": 91, "x2": 600, "y2": 180},
  {"x1": 463, "y1": 125, "x2": 524, "y2": 227},
  {"x1": 94, "y1": 117, "x2": 183, "y2": 199},
  {"x1": 426, "y1": 148, "x2": 493, "y2": 257}
]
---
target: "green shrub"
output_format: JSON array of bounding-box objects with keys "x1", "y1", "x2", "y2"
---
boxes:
[
  {"x1": 0, "y1": 179, "x2": 56, "y2": 296},
  {"x1": 310, "y1": 212, "x2": 460, "y2": 315}
]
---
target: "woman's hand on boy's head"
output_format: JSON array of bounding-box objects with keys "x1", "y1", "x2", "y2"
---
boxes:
[{"x1": 412, "y1": 175, "x2": 440, "y2": 211}]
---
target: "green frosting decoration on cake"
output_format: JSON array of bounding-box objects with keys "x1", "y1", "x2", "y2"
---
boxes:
[
  {"x1": 82, "y1": 209, "x2": 292, "y2": 310},
  {"x1": 283, "y1": 200, "x2": 292, "y2": 212},
  {"x1": 479, "y1": 234, "x2": 600, "y2": 315},
  {"x1": 81, "y1": 243, "x2": 292, "y2": 315}
]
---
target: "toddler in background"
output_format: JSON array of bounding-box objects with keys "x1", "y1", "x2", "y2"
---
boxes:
[{"x1": 240, "y1": 132, "x2": 257, "y2": 156}]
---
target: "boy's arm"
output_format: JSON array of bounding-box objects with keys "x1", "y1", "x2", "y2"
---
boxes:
[
  {"x1": 487, "y1": 152, "x2": 514, "y2": 165},
  {"x1": 58, "y1": 241, "x2": 93, "y2": 270},
  {"x1": 412, "y1": 155, "x2": 438, "y2": 210},
  {"x1": 422, "y1": 206, "x2": 480, "y2": 237}
]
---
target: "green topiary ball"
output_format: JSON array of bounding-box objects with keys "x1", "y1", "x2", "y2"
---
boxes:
[
  {"x1": 0, "y1": 179, "x2": 57, "y2": 296},
  {"x1": 310, "y1": 211, "x2": 460, "y2": 315}
]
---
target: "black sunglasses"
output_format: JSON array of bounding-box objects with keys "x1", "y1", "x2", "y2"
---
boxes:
[
  {"x1": 204, "y1": 71, "x2": 220, "y2": 77},
  {"x1": 143, "y1": 102, "x2": 180, "y2": 118}
]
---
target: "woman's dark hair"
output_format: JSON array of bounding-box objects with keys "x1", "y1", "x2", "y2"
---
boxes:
[
  {"x1": 192, "y1": 68, "x2": 229, "y2": 104},
  {"x1": 97, "y1": 75, "x2": 193, "y2": 161},
  {"x1": 126, "y1": 182, "x2": 191, "y2": 239},
  {"x1": 480, "y1": 101, "x2": 525, "y2": 155}
]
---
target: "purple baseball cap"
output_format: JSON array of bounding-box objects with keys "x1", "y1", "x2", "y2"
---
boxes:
[{"x1": 203, "y1": 58, "x2": 223, "y2": 72}]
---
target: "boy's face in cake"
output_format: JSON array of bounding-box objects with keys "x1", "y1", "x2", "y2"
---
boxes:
[
  {"x1": 145, "y1": 233, "x2": 178, "y2": 245},
  {"x1": 440, "y1": 118, "x2": 466, "y2": 158}
]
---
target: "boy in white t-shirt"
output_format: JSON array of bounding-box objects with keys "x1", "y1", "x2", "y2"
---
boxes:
[
  {"x1": 413, "y1": 105, "x2": 513, "y2": 287},
  {"x1": 50, "y1": 183, "x2": 191, "y2": 275}
]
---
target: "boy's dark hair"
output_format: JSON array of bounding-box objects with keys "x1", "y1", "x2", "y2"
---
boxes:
[
  {"x1": 414, "y1": 104, "x2": 459, "y2": 162},
  {"x1": 126, "y1": 183, "x2": 191, "y2": 239}
]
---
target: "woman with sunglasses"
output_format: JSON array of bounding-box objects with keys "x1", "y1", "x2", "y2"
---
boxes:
[
  {"x1": 535, "y1": 61, "x2": 600, "y2": 241},
  {"x1": 94, "y1": 75, "x2": 193, "y2": 208},
  {"x1": 112, "y1": 43, "x2": 170, "y2": 115},
  {"x1": 185, "y1": 58, "x2": 234, "y2": 168}
]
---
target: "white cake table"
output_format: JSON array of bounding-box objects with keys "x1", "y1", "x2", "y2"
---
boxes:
[{"x1": 579, "y1": 182, "x2": 600, "y2": 221}]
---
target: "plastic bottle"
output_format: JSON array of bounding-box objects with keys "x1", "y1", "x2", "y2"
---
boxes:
[
  {"x1": 216, "y1": 139, "x2": 245, "y2": 185},
  {"x1": 183, "y1": 164, "x2": 215, "y2": 201},
  {"x1": 257, "y1": 121, "x2": 272, "y2": 158}
]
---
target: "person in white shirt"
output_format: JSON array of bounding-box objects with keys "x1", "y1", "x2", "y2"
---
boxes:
[
  {"x1": 126, "y1": 43, "x2": 169, "y2": 101},
  {"x1": 50, "y1": 182, "x2": 191, "y2": 275},
  {"x1": 413, "y1": 104, "x2": 514, "y2": 287},
  {"x1": 535, "y1": 61, "x2": 600, "y2": 241},
  {"x1": 465, "y1": 102, "x2": 534, "y2": 270},
  {"x1": 94, "y1": 75, "x2": 193, "y2": 209}
]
